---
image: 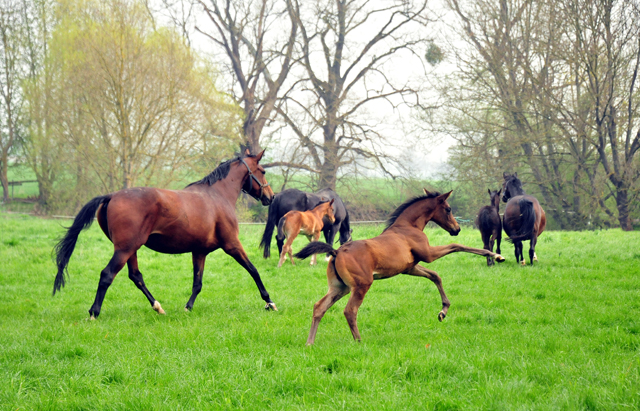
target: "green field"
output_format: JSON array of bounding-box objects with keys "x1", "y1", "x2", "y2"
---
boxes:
[{"x1": 1, "y1": 214, "x2": 639, "y2": 409}]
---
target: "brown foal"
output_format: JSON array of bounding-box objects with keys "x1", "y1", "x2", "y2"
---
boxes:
[
  {"x1": 295, "y1": 190, "x2": 504, "y2": 345},
  {"x1": 277, "y1": 199, "x2": 335, "y2": 267}
]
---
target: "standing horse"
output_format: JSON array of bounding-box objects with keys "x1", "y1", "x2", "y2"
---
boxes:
[
  {"x1": 277, "y1": 199, "x2": 335, "y2": 267},
  {"x1": 260, "y1": 188, "x2": 351, "y2": 259},
  {"x1": 501, "y1": 172, "x2": 546, "y2": 266},
  {"x1": 294, "y1": 191, "x2": 505, "y2": 345},
  {"x1": 53, "y1": 150, "x2": 278, "y2": 319},
  {"x1": 476, "y1": 189, "x2": 502, "y2": 266}
]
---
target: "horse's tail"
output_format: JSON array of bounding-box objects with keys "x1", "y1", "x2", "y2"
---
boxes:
[
  {"x1": 260, "y1": 199, "x2": 279, "y2": 259},
  {"x1": 53, "y1": 195, "x2": 111, "y2": 295},
  {"x1": 507, "y1": 198, "x2": 535, "y2": 243},
  {"x1": 276, "y1": 215, "x2": 287, "y2": 242},
  {"x1": 294, "y1": 242, "x2": 337, "y2": 260}
]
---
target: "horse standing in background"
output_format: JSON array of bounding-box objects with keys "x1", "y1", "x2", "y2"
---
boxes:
[
  {"x1": 502, "y1": 172, "x2": 546, "y2": 265},
  {"x1": 295, "y1": 191, "x2": 505, "y2": 345},
  {"x1": 277, "y1": 199, "x2": 335, "y2": 267},
  {"x1": 476, "y1": 189, "x2": 502, "y2": 266},
  {"x1": 260, "y1": 188, "x2": 351, "y2": 259},
  {"x1": 53, "y1": 150, "x2": 278, "y2": 319}
]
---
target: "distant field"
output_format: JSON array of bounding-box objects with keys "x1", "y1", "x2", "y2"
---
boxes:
[{"x1": 1, "y1": 214, "x2": 639, "y2": 409}]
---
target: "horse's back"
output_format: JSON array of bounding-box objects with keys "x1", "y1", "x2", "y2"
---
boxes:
[{"x1": 504, "y1": 194, "x2": 545, "y2": 237}]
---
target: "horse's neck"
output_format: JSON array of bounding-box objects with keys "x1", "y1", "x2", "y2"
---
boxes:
[
  {"x1": 310, "y1": 206, "x2": 327, "y2": 220},
  {"x1": 395, "y1": 200, "x2": 435, "y2": 231},
  {"x1": 208, "y1": 164, "x2": 247, "y2": 203}
]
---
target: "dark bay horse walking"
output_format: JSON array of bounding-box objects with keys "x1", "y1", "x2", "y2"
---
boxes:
[
  {"x1": 502, "y1": 172, "x2": 546, "y2": 265},
  {"x1": 476, "y1": 189, "x2": 502, "y2": 266},
  {"x1": 294, "y1": 191, "x2": 505, "y2": 345},
  {"x1": 53, "y1": 150, "x2": 277, "y2": 319},
  {"x1": 260, "y1": 188, "x2": 351, "y2": 259}
]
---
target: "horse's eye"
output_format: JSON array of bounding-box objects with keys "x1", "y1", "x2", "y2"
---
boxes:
[{"x1": 446, "y1": 207, "x2": 452, "y2": 213}]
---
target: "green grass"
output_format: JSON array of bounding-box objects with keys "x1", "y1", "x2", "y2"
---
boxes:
[{"x1": 1, "y1": 214, "x2": 639, "y2": 410}]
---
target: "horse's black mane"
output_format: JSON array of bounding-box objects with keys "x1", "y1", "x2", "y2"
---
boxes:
[
  {"x1": 383, "y1": 192, "x2": 441, "y2": 231},
  {"x1": 504, "y1": 175, "x2": 525, "y2": 196},
  {"x1": 186, "y1": 154, "x2": 253, "y2": 188}
]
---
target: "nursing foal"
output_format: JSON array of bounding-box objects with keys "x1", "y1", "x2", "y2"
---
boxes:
[{"x1": 277, "y1": 199, "x2": 335, "y2": 267}]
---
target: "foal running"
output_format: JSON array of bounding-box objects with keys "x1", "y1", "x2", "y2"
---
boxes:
[
  {"x1": 277, "y1": 199, "x2": 335, "y2": 267},
  {"x1": 295, "y1": 191, "x2": 504, "y2": 345},
  {"x1": 476, "y1": 189, "x2": 502, "y2": 266}
]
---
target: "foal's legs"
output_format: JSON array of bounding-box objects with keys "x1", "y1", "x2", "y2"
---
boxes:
[
  {"x1": 421, "y1": 244, "x2": 504, "y2": 264},
  {"x1": 481, "y1": 232, "x2": 493, "y2": 266},
  {"x1": 223, "y1": 241, "x2": 277, "y2": 311},
  {"x1": 185, "y1": 253, "x2": 207, "y2": 311},
  {"x1": 344, "y1": 281, "x2": 372, "y2": 342},
  {"x1": 89, "y1": 249, "x2": 132, "y2": 319},
  {"x1": 404, "y1": 265, "x2": 450, "y2": 321},
  {"x1": 127, "y1": 252, "x2": 164, "y2": 315},
  {"x1": 310, "y1": 232, "x2": 321, "y2": 266},
  {"x1": 307, "y1": 268, "x2": 350, "y2": 345}
]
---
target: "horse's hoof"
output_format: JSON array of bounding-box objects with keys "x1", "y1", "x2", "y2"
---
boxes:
[
  {"x1": 438, "y1": 311, "x2": 446, "y2": 322},
  {"x1": 533, "y1": 253, "x2": 538, "y2": 262},
  {"x1": 265, "y1": 302, "x2": 278, "y2": 311},
  {"x1": 520, "y1": 260, "x2": 526, "y2": 266},
  {"x1": 495, "y1": 254, "x2": 505, "y2": 262},
  {"x1": 89, "y1": 315, "x2": 96, "y2": 321},
  {"x1": 153, "y1": 301, "x2": 166, "y2": 315},
  {"x1": 184, "y1": 307, "x2": 190, "y2": 312}
]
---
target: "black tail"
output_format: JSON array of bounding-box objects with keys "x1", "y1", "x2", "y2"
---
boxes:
[
  {"x1": 276, "y1": 216, "x2": 286, "y2": 242},
  {"x1": 260, "y1": 199, "x2": 280, "y2": 259},
  {"x1": 294, "y1": 242, "x2": 337, "y2": 260},
  {"x1": 53, "y1": 195, "x2": 111, "y2": 295},
  {"x1": 506, "y1": 198, "x2": 535, "y2": 243}
]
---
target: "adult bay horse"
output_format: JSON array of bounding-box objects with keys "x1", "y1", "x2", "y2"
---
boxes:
[
  {"x1": 53, "y1": 150, "x2": 278, "y2": 319},
  {"x1": 277, "y1": 199, "x2": 335, "y2": 267},
  {"x1": 476, "y1": 189, "x2": 502, "y2": 266},
  {"x1": 502, "y1": 172, "x2": 546, "y2": 266},
  {"x1": 260, "y1": 188, "x2": 351, "y2": 259},
  {"x1": 294, "y1": 191, "x2": 505, "y2": 345}
]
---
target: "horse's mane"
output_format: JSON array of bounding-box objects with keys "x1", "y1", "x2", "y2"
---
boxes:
[
  {"x1": 186, "y1": 154, "x2": 253, "y2": 188},
  {"x1": 383, "y1": 192, "x2": 441, "y2": 231},
  {"x1": 504, "y1": 175, "x2": 525, "y2": 196}
]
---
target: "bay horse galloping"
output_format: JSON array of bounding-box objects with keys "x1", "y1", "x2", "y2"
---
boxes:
[
  {"x1": 53, "y1": 150, "x2": 277, "y2": 319},
  {"x1": 276, "y1": 199, "x2": 335, "y2": 267},
  {"x1": 294, "y1": 191, "x2": 505, "y2": 345},
  {"x1": 502, "y1": 172, "x2": 546, "y2": 266},
  {"x1": 476, "y1": 189, "x2": 502, "y2": 266}
]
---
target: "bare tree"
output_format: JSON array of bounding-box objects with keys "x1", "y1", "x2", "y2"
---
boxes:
[
  {"x1": 195, "y1": 0, "x2": 298, "y2": 154},
  {"x1": 283, "y1": 0, "x2": 431, "y2": 189}
]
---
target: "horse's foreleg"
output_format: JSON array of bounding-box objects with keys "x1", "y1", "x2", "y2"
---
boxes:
[
  {"x1": 126, "y1": 252, "x2": 163, "y2": 314},
  {"x1": 185, "y1": 253, "x2": 207, "y2": 311},
  {"x1": 89, "y1": 250, "x2": 131, "y2": 319},
  {"x1": 529, "y1": 236, "x2": 538, "y2": 265},
  {"x1": 422, "y1": 244, "x2": 504, "y2": 264},
  {"x1": 496, "y1": 232, "x2": 502, "y2": 255},
  {"x1": 224, "y1": 243, "x2": 277, "y2": 311},
  {"x1": 404, "y1": 265, "x2": 450, "y2": 321}
]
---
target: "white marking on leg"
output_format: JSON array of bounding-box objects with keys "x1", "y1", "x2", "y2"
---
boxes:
[
  {"x1": 533, "y1": 252, "x2": 538, "y2": 262},
  {"x1": 495, "y1": 254, "x2": 505, "y2": 262},
  {"x1": 153, "y1": 301, "x2": 166, "y2": 315},
  {"x1": 520, "y1": 260, "x2": 526, "y2": 266}
]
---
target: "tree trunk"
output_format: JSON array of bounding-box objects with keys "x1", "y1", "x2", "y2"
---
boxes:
[
  {"x1": 0, "y1": 157, "x2": 8, "y2": 202},
  {"x1": 615, "y1": 186, "x2": 633, "y2": 231},
  {"x1": 318, "y1": 122, "x2": 338, "y2": 190}
]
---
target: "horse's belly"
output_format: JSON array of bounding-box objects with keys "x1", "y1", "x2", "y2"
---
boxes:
[{"x1": 145, "y1": 234, "x2": 213, "y2": 254}]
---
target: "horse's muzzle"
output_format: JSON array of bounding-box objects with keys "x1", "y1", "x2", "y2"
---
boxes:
[
  {"x1": 449, "y1": 227, "x2": 461, "y2": 236},
  {"x1": 261, "y1": 194, "x2": 273, "y2": 206}
]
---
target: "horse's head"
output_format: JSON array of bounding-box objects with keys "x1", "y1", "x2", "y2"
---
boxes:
[
  {"x1": 489, "y1": 188, "x2": 502, "y2": 208},
  {"x1": 318, "y1": 199, "x2": 336, "y2": 224},
  {"x1": 428, "y1": 190, "x2": 461, "y2": 236},
  {"x1": 241, "y1": 149, "x2": 275, "y2": 205},
  {"x1": 502, "y1": 172, "x2": 524, "y2": 203}
]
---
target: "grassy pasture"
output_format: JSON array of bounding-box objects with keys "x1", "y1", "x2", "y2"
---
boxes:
[{"x1": 1, "y1": 214, "x2": 639, "y2": 410}]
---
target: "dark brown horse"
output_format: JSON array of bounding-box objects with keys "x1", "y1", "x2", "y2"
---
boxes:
[
  {"x1": 476, "y1": 189, "x2": 502, "y2": 266},
  {"x1": 502, "y1": 172, "x2": 546, "y2": 265},
  {"x1": 53, "y1": 150, "x2": 277, "y2": 319},
  {"x1": 294, "y1": 191, "x2": 505, "y2": 345}
]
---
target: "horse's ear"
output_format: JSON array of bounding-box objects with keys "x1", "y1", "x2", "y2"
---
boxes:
[
  {"x1": 244, "y1": 148, "x2": 251, "y2": 156},
  {"x1": 329, "y1": 198, "x2": 334, "y2": 206},
  {"x1": 423, "y1": 188, "x2": 429, "y2": 195},
  {"x1": 255, "y1": 149, "x2": 265, "y2": 161},
  {"x1": 514, "y1": 171, "x2": 517, "y2": 177},
  {"x1": 497, "y1": 188, "x2": 502, "y2": 195},
  {"x1": 437, "y1": 190, "x2": 453, "y2": 203},
  {"x1": 503, "y1": 172, "x2": 509, "y2": 179},
  {"x1": 488, "y1": 188, "x2": 491, "y2": 195}
]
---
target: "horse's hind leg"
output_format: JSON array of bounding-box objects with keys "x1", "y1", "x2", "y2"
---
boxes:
[
  {"x1": 344, "y1": 282, "x2": 372, "y2": 342},
  {"x1": 514, "y1": 241, "x2": 525, "y2": 266},
  {"x1": 89, "y1": 250, "x2": 131, "y2": 319},
  {"x1": 126, "y1": 252, "x2": 164, "y2": 314},
  {"x1": 404, "y1": 265, "x2": 450, "y2": 321},
  {"x1": 308, "y1": 266, "x2": 350, "y2": 345},
  {"x1": 323, "y1": 223, "x2": 337, "y2": 261},
  {"x1": 529, "y1": 236, "x2": 538, "y2": 265},
  {"x1": 481, "y1": 232, "x2": 493, "y2": 266},
  {"x1": 185, "y1": 253, "x2": 207, "y2": 311}
]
